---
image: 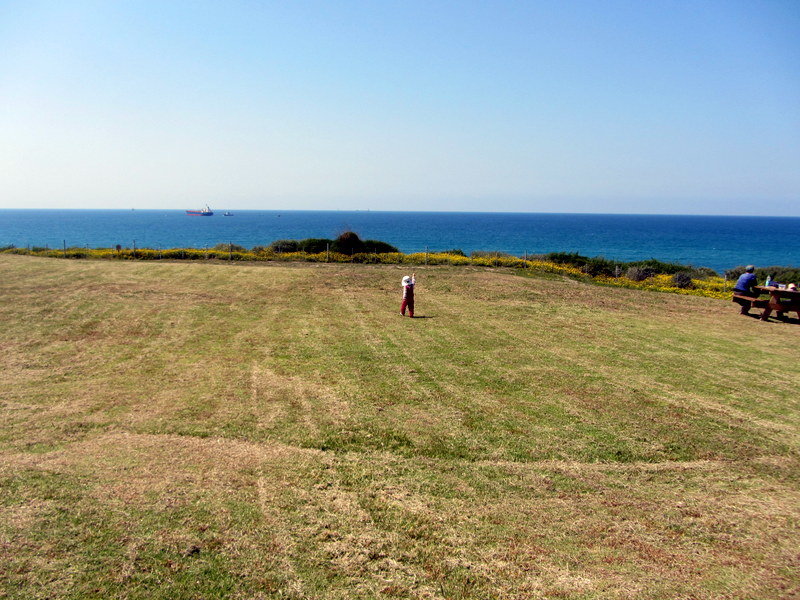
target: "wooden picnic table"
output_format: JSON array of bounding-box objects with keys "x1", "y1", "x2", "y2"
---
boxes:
[{"x1": 753, "y1": 286, "x2": 800, "y2": 322}]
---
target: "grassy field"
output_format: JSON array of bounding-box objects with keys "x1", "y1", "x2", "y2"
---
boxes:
[{"x1": 1, "y1": 254, "x2": 798, "y2": 599}]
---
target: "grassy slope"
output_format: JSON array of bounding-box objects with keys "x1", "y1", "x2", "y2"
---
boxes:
[{"x1": 1, "y1": 255, "x2": 798, "y2": 599}]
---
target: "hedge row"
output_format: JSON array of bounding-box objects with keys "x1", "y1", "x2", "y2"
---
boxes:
[
  {"x1": 2, "y1": 246, "x2": 740, "y2": 300},
  {"x1": 0, "y1": 246, "x2": 582, "y2": 271}
]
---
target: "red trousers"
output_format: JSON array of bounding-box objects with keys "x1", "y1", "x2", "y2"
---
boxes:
[{"x1": 401, "y1": 297, "x2": 414, "y2": 317}]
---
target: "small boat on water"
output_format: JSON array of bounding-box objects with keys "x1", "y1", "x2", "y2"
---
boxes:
[
  {"x1": 223, "y1": 211, "x2": 233, "y2": 216},
  {"x1": 186, "y1": 205, "x2": 214, "y2": 216}
]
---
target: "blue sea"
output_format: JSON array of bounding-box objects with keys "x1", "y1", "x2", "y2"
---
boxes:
[{"x1": 1, "y1": 210, "x2": 798, "y2": 274}]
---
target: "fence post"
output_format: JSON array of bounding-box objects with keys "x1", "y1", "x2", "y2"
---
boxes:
[
  {"x1": 133, "y1": 240, "x2": 136, "y2": 259},
  {"x1": 326, "y1": 243, "x2": 329, "y2": 263},
  {"x1": 63, "y1": 240, "x2": 67, "y2": 259},
  {"x1": 229, "y1": 241, "x2": 233, "y2": 262},
  {"x1": 425, "y1": 246, "x2": 428, "y2": 266}
]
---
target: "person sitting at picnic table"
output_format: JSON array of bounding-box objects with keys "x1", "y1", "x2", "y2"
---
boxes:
[{"x1": 733, "y1": 265, "x2": 760, "y2": 315}]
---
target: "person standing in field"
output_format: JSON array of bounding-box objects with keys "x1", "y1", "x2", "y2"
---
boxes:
[{"x1": 401, "y1": 273, "x2": 416, "y2": 317}]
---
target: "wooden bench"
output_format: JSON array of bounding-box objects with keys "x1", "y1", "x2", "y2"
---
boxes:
[{"x1": 732, "y1": 293, "x2": 768, "y2": 314}]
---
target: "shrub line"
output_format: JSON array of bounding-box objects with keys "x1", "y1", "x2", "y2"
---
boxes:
[{"x1": 2, "y1": 246, "x2": 734, "y2": 301}]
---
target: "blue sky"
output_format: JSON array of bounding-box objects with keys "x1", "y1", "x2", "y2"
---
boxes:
[{"x1": 1, "y1": 1, "x2": 798, "y2": 214}]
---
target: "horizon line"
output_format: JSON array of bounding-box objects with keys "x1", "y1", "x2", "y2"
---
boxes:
[{"x1": 1, "y1": 207, "x2": 799, "y2": 219}]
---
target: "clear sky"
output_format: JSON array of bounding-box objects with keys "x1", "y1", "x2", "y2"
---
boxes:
[{"x1": 1, "y1": 0, "x2": 798, "y2": 215}]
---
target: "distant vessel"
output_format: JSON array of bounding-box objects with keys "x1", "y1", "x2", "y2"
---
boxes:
[
  {"x1": 223, "y1": 211, "x2": 233, "y2": 216},
  {"x1": 186, "y1": 205, "x2": 213, "y2": 216}
]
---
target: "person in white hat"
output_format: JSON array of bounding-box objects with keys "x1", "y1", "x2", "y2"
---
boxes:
[{"x1": 401, "y1": 272, "x2": 416, "y2": 317}]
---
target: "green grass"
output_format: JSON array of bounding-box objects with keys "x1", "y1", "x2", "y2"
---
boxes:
[{"x1": 1, "y1": 255, "x2": 798, "y2": 599}]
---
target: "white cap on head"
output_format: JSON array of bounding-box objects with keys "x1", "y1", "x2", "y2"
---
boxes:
[{"x1": 402, "y1": 275, "x2": 410, "y2": 285}]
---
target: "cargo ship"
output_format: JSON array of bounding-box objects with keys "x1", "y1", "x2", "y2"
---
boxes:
[{"x1": 186, "y1": 205, "x2": 214, "y2": 216}]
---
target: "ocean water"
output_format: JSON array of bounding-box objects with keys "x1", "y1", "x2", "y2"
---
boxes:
[{"x1": 1, "y1": 209, "x2": 798, "y2": 274}]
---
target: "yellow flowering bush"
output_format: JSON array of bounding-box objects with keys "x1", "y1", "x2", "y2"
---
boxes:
[
  {"x1": 595, "y1": 274, "x2": 731, "y2": 300},
  {"x1": 401, "y1": 252, "x2": 472, "y2": 265}
]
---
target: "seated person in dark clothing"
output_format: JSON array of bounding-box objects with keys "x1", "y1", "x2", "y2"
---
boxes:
[{"x1": 733, "y1": 265, "x2": 760, "y2": 315}]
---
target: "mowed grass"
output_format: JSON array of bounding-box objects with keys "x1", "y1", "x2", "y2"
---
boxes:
[{"x1": 1, "y1": 254, "x2": 798, "y2": 599}]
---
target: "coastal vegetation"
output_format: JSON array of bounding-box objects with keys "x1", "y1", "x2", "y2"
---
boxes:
[
  {"x1": 1, "y1": 234, "x2": 747, "y2": 302},
  {"x1": 252, "y1": 232, "x2": 399, "y2": 255},
  {"x1": 1, "y1": 254, "x2": 798, "y2": 599}
]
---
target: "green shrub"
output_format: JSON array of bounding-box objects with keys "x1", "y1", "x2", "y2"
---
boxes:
[
  {"x1": 298, "y1": 238, "x2": 333, "y2": 253},
  {"x1": 540, "y1": 253, "x2": 620, "y2": 276},
  {"x1": 690, "y1": 266, "x2": 719, "y2": 279},
  {"x1": 672, "y1": 272, "x2": 695, "y2": 289},
  {"x1": 544, "y1": 252, "x2": 589, "y2": 266},
  {"x1": 724, "y1": 267, "x2": 744, "y2": 280},
  {"x1": 331, "y1": 231, "x2": 365, "y2": 255},
  {"x1": 544, "y1": 253, "x2": 708, "y2": 277},
  {"x1": 579, "y1": 257, "x2": 618, "y2": 277},
  {"x1": 363, "y1": 239, "x2": 399, "y2": 253},
  {"x1": 212, "y1": 243, "x2": 247, "y2": 252},
  {"x1": 626, "y1": 266, "x2": 654, "y2": 281},
  {"x1": 261, "y1": 236, "x2": 398, "y2": 255},
  {"x1": 268, "y1": 239, "x2": 301, "y2": 253},
  {"x1": 627, "y1": 259, "x2": 686, "y2": 275}
]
